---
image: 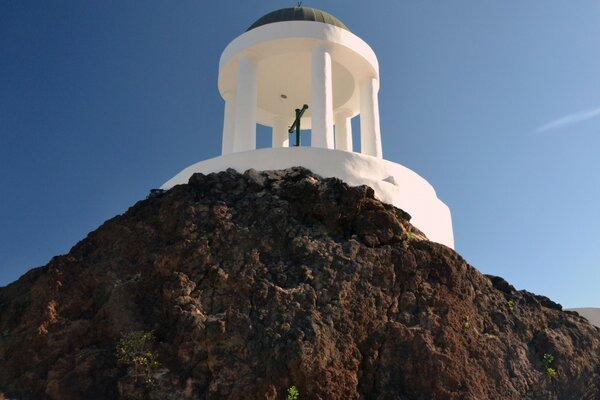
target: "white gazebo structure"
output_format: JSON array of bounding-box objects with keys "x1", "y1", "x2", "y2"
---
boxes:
[
  {"x1": 162, "y1": 6, "x2": 455, "y2": 249},
  {"x1": 218, "y1": 7, "x2": 381, "y2": 158}
]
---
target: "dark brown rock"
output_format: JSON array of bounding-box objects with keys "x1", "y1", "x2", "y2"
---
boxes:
[{"x1": 0, "y1": 167, "x2": 599, "y2": 399}]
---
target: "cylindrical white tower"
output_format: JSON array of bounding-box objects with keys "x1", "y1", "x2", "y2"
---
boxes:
[
  {"x1": 163, "y1": 7, "x2": 455, "y2": 250},
  {"x1": 217, "y1": 6, "x2": 382, "y2": 158}
]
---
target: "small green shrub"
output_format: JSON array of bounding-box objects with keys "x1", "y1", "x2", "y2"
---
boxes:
[
  {"x1": 286, "y1": 385, "x2": 300, "y2": 400},
  {"x1": 507, "y1": 299, "x2": 515, "y2": 312},
  {"x1": 542, "y1": 353, "x2": 557, "y2": 378},
  {"x1": 403, "y1": 231, "x2": 414, "y2": 250},
  {"x1": 116, "y1": 331, "x2": 160, "y2": 387},
  {"x1": 462, "y1": 315, "x2": 471, "y2": 329}
]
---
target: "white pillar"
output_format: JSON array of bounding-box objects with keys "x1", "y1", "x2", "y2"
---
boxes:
[
  {"x1": 334, "y1": 110, "x2": 353, "y2": 152},
  {"x1": 221, "y1": 91, "x2": 236, "y2": 155},
  {"x1": 272, "y1": 116, "x2": 289, "y2": 148},
  {"x1": 233, "y1": 54, "x2": 257, "y2": 152},
  {"x1": 311, "y1": 44, "x2": 334, "y2": 149},
  {"x1": 359, "y1": 76, "x2": 382, "y2": 158}
]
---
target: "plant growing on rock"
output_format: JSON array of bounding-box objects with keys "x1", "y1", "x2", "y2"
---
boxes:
[
  {"x1": 116, "y1": 331, "x2": 161, "y2": 387},
  {"x1": 507, "y1": 299, "x2": 515, "y2": 313},
  {"x1": 286, "y1": 385, "x2": 300, "y2": 400},
  {"x1": 403, "y1": 231, "x2": 414, "y2": 250},
  {"x1": 543, "y1": 353, "x2": 557, "y2": 378},
  {"x1": 462, "y1": 315, "x2": 471, "y2": 329}
]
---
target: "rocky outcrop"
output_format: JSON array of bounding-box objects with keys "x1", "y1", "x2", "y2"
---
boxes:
[{"x1": 1, "y1": 167, "x2": 599, "y2": 399}]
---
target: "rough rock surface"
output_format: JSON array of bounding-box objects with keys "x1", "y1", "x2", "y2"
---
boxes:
[{"x1": 1, "y1": 167, "x2": 599, "y2": 400}]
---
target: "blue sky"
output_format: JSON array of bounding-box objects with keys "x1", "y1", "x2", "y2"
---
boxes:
[{"x1": 1, "y1": 1, "x2": 599, "y2": 308}]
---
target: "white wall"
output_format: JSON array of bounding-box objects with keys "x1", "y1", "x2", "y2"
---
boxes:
[
  {"x1": 569, "y1": 308, "x2": 600, "y2": 328},
  {"x1": 161, "y1": 147, "x2": 454, "y2": 249}
]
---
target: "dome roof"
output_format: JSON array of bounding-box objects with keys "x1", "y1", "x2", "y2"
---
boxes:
[{"x1": 247, "y1": 7, "x2": 349, "y2": 32}]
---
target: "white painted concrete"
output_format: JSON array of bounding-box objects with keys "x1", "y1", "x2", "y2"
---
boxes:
[
  {"x1": 233, "y1": 54, "x2": 257, "y2": 152},
  {"x1": 272, "y1": 117, "x2": 289, "y2": 148},
  {"x1": 569, "y1": 308, "x2": 600, "y2": 328},
  {"x1": 161, "y1": 148, "x2": 454, "y2": 249},
  {"x1": 221, "y1": 91, "x2": 236, "y2": 155},
  {"x1": 360, "y1": 77, "x2": 382, "y2": 158},
  {"x1": 335, "y1": 110, "x2": 352, "y2": 151},
  {"x1": 173, "y1": 13, "x2": 455, "y2": 252},
  {"x1": 218, "y1": 20, "x2": 382, "y2": 157},
  {"x1": 311, "y1": 44, "x2": 334, "y2": 149}
]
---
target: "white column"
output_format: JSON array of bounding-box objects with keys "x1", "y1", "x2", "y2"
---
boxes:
[
  {"x1": 221, "y1": 91, "x2": 236, "y2": 155},
  {"x1": 311, "y1": 44, "x2": 334, "y2": 149},
  {"x1": 359, "y1": 76, "x2": 383, "y2": 158},
  {"x1": 334, "y1": 109, "x2": 353, "y2": 152},
  {"x1": 272, "y1": 116, "x2": 289, "y2": 148},
  {"x1": 233, "y1": 54, "x2": 257, "y2": 152}
]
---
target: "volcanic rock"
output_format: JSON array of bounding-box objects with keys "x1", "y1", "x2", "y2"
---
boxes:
[{"x1": 1, "y1": 167, "x2": 599, "y2": 399}]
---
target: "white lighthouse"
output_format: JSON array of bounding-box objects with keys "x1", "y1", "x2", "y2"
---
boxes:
[{"x1": 162, "y1": 6, "x2": 455, "y2": 248}]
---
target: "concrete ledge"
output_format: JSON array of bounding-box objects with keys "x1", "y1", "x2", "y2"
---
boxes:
[{"x1": 161, "y1": 148, "x2": 454, "y2": 249}]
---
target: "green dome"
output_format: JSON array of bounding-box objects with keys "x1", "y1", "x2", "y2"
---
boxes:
[{"x1": 247, "y1": 7, "x2": 349, "y2": 32}]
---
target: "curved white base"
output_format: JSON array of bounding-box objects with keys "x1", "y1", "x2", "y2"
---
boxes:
[{"x1": 161, "y1": 148, "x2": 454, "y2": 249}]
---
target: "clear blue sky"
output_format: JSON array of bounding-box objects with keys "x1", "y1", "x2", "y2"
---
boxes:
[{"x1": 1, "y1": 1, "x2": 599, "y2": 308}]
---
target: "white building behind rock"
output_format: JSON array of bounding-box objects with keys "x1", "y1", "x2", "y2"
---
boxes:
[{"x1": 162, "y1": 6, "x2": 455, "y2": 249}]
